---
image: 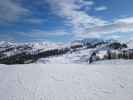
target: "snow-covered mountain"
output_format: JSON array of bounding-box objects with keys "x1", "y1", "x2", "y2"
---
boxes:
[
  {"x1": 0, "y1": 38, "x2": 130, "y2": 64},
  {"x1": 127, "y1": 40, "x2": 133, "y2": 49},
  {"x1": 72, "y1": 38, "x2": 104, "y2": 46}
]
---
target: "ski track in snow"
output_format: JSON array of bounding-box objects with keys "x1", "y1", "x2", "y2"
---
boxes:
[{"x1": 0, "y1": 63, "x2": 133, "y2": 100}]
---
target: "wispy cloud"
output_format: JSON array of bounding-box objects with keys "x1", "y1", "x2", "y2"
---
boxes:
[
  {"x1": 79, "y1": 0, "x2": 94, "y2": 6},
  {"x1": 95, "y1": 6, "x2": 108, "y2": 11},
  {"x1": 116, "y1": 17, "x2": 133, "y2": 23},
  {"x1": 82, "y1": 17, "x2": 133, "y2": 37},
  {"x1": 18, "y1": 29, "x2": 69, "y2": 37},
  {"x1": 23, "y1": 18, "x2": 46, "y2": 25},
  {"x1": 47, "y1": 0, "x2": 107, "y2": 34},
  {"x1": 47, "y1": 0, "x2": 133, "y2": 39},
  {"x1": 1, "y1": 0, "x2": 133, "y2": 41},
  {"x1": 0, "y1": 0, "x2": 30, "y2": 23}
]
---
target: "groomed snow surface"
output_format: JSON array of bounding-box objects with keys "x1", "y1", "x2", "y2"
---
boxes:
[{"x1": 0, "y1": 60, "x2": 133, "y2": 100}]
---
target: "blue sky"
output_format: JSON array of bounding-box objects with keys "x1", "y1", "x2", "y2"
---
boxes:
[{"x1": 0, "y1": 0, "x2": 133, "y2": 42}]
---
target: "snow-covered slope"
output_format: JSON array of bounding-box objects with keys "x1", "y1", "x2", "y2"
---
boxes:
[
  {"x1": 127, "y1": 40, "x2": 133, "y2": 49},
  {"x1": 0, "y1": 39, "x2": 130, "y2": 64},
  {"x1": 0, "y1": 41, "x2": 67, "y2": 64},
  {"x1": 37, "y1": 48, "x2": 94, "y2": 64},
  {"x1": 0, "y1": 61, "x2": 133, "y2": 100}
]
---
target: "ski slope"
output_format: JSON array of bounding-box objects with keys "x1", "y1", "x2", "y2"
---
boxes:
[
  {"x1": 37, "y1": 49, "x2": 94, "y2": 64},
  {"x1": 0, "y1": 61, "x2": 133, "y2": 100}
]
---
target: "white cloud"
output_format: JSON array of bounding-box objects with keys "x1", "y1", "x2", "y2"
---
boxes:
[
  {"x1": 19, "y1": 29, "x2": 68, "y2": 37},
  {"x1": 83, "y1": 17, "x2": 133, "y2": 36},
  {"x1": 95, "y1": 6, "x2": 108, "y2": 11},
  {"x1": 85, "y1": 1, "x2": 94, "y2": 6},
  {"x1": 47, "y1": 0, "x2": 107, "y2": 34},
  {"x1": 0, "y1": 0, "x2": 30, "y2": 23},
  {"x1": 1, "y1": 0, "x2": 132, "y2": 41},
  {"x1": 47, "y1": 0, "x2": 133, "y2": 39},
  {"x1": 109, "y1": 35, "x2": 121, "y2": 39},
  {"x1": 116, "y1": 17, "x2": 133, "y2": 23},
  {"x1": 23, "y1": 18, "x2": 46, "y2": 24},
  {"x1": 79, "y1": 0, "x2": 94, "y2": 6}
]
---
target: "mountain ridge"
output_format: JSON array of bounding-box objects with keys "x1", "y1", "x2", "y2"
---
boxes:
[{"x1": 0, "y1": 38, "x2": 130, "y2": 64}]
